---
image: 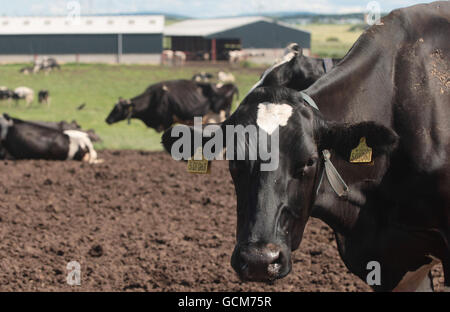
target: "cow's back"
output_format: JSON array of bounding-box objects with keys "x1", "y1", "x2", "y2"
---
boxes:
[
  {"x1": 390, "y1": 2, "x2": 450, "y2": 172},
  {"x1": 160, "y1": 80, "x2": 211, "y2": 119},
  {"x1": 5, "y1": 121, "x2": 69, "y2": 160}
]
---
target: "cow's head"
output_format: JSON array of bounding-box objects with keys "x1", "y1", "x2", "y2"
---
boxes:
[
  {"x1": 162, "y1": 86, "x2": 398, "y2": 282},
  {"x1": 252, "y1": 43, "x2": 328, "y2": 92},
  {"x1": 105, "y1": 98, "x2": 134, "y2": 125}
]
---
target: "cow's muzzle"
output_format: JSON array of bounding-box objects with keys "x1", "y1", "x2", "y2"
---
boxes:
[{"x1": 231, "y1": 243, "x2": 291, "y2": 282}]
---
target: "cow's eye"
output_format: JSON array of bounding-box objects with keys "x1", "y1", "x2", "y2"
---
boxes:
[{"x1": 306, "y1": 158, "x2": 317, "y2": 167}]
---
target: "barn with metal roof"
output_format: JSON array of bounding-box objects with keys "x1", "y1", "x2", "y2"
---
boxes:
[
  {"x1": 164, "y1": 16, "x2": 311, "y2": 62},
  {"x1": 0, "y1": 15, "x2": 165, "y2": 64}
]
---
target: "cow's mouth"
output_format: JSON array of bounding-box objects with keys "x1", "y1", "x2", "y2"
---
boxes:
[{"x1": 231, "y1": 243, "x2": 292, "y2": 282}]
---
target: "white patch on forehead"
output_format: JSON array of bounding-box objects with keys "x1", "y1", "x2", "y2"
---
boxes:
[{"x1": 256, "y1": 102, "x2": 293, "y2": 135}]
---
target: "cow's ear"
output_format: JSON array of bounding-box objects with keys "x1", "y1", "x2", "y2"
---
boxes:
[
  {"x1": 320, "y1": 121, "x2": 398, "y2": 160},
  {"x1": 161, "y1": 124, "x2": 225, "y2": 161},
  {"x1": 285, "y1": 43, "x2": 302, "y2": 56}
]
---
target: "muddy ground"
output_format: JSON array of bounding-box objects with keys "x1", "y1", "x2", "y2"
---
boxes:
[{"x1": 0, "y1": 151, "x2": 444, "y2": 291}]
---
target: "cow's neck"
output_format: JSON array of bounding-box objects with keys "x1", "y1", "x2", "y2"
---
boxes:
[
  {"x1": 310, "y1": 151, "x2": 393, "y2": 287},
  {"x1": 305, "y1": 29, "x2": 397, "y2": 126}
]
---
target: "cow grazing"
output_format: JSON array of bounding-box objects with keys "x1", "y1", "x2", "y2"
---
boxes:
[
  {"x1": 34, "y1": 57, "x2": 61, "y2": 74},
  {"x1": 105, "y1": 80, "x2": 239, "y2": 132},
  {"x1": 162, "y1": 2, "x2": 450, "y2": 292},
  {"x1": 38, "y1": 90, "x2": 50, "y2": 107},
  {"x1": 0, "y1": 114, "x2": 100, "y2": 163},
  {"x1": 13, "y1": 87, "x2": 34, "y2": 107}
]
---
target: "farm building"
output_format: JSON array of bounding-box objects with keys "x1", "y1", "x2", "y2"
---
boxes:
[
  {"x1": 164, "y1": 16, "x2": 311, "y2": 63},
  {"x1": 0, "y1": 15, "x2": 164, "y2": 64}
]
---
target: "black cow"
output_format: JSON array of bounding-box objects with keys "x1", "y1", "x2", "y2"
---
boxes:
[
  {"x1": 162, "y1": 2, "x2": 450, "y2": 291},
  {"x1": 0, "y1": 114, "x2": 100, "y2": 163},
  {"x1": 105, "y1": 80, "x2": 239, "y2": 132},
  {"x1": 38, "y1": 90, "x2": 50, "y2": 107},
  {"x1": 30, "y1": 119, "x2": 102, "y2": 143},
  {"x1": 247, "y1": 43, "x2": 340, "y2": 95}
]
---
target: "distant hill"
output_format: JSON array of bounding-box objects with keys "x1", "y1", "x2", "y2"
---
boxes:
[{"x1": 93, "y1": 11, "x2": 189, "y2": 20}]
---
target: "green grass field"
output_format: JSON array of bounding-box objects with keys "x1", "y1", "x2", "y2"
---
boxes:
[
  {"x1": 0, "y1": 64, "x2": 262, "y2": 151},
  {"x1": 300, "y1": 24, "x2": 364, "y2": 58}
]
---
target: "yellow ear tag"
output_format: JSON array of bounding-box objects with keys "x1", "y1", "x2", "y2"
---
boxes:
[
  {"x1": 187, "y1": 147, "x2": 210, "y2": 174},
  {"x1": 349, "y1": 137, "x2": 373, "y2": 163}
]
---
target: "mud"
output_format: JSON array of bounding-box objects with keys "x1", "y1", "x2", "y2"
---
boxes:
[{"x1": 0, "y1": 151, "x2": 444, "y2": 291}]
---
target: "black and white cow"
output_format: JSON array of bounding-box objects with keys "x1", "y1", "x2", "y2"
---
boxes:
[
  {"x1": 12, "y1": 87, "x2": 34, "y2": 107},
  {"x1": 0, "y1": 114, "x2": 100, "y2": 163},
  {"x1": 105, "y1": 80, "x2": 239, "y2": 132},
  {"x1": 34, "y1": 57, "x2": 61, "y2": 73},
  {"x1": 192, "y1": 72, "x2": 214, "y2": 82},
  {"x1": 162, "y1": 2, "x2": 450, "y2": 291}
]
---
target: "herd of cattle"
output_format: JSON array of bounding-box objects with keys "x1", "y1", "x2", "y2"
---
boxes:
[
  {"x1": 161, "y1": 49, "x2": 262, "y2": 64},
  {"x1": 0, "y1": 2, "x2": 448, "y2": 292},
  {"x1": 0, "y1": 86, "x2": 49, "y2": 107}
]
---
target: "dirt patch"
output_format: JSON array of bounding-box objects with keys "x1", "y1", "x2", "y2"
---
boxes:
[{"x1": 0, "y1": 151, "x2": 444, "y2": 291}]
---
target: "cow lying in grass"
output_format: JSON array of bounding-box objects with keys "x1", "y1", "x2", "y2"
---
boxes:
[{"x1": 0, "y1": 114, "x2": 101, "y2": 163}]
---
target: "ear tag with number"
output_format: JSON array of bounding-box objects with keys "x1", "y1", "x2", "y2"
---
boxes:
[
  {"x1": 349, "y1": 137, "x2": 373, "y2": 163},
  {"x1": 187, "y1": 147, "x2": 210, "y2": 174}
]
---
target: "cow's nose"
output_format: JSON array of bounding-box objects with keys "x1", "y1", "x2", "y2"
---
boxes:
[{"x1": 233, "y1": 243, "x2": 287, "y2": 281}]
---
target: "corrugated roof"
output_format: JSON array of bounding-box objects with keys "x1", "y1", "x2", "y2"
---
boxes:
[
  {"x1": 0, "y1": 15, "x2": 164, "y2": 35},
  {"x1": 164, "y1": 16, "x2": 274, "y2": 37}
]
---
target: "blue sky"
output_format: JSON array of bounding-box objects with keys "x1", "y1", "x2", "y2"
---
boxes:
[{"x1": 0, "y1": 0, "x2": 438, "y2": 17}]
